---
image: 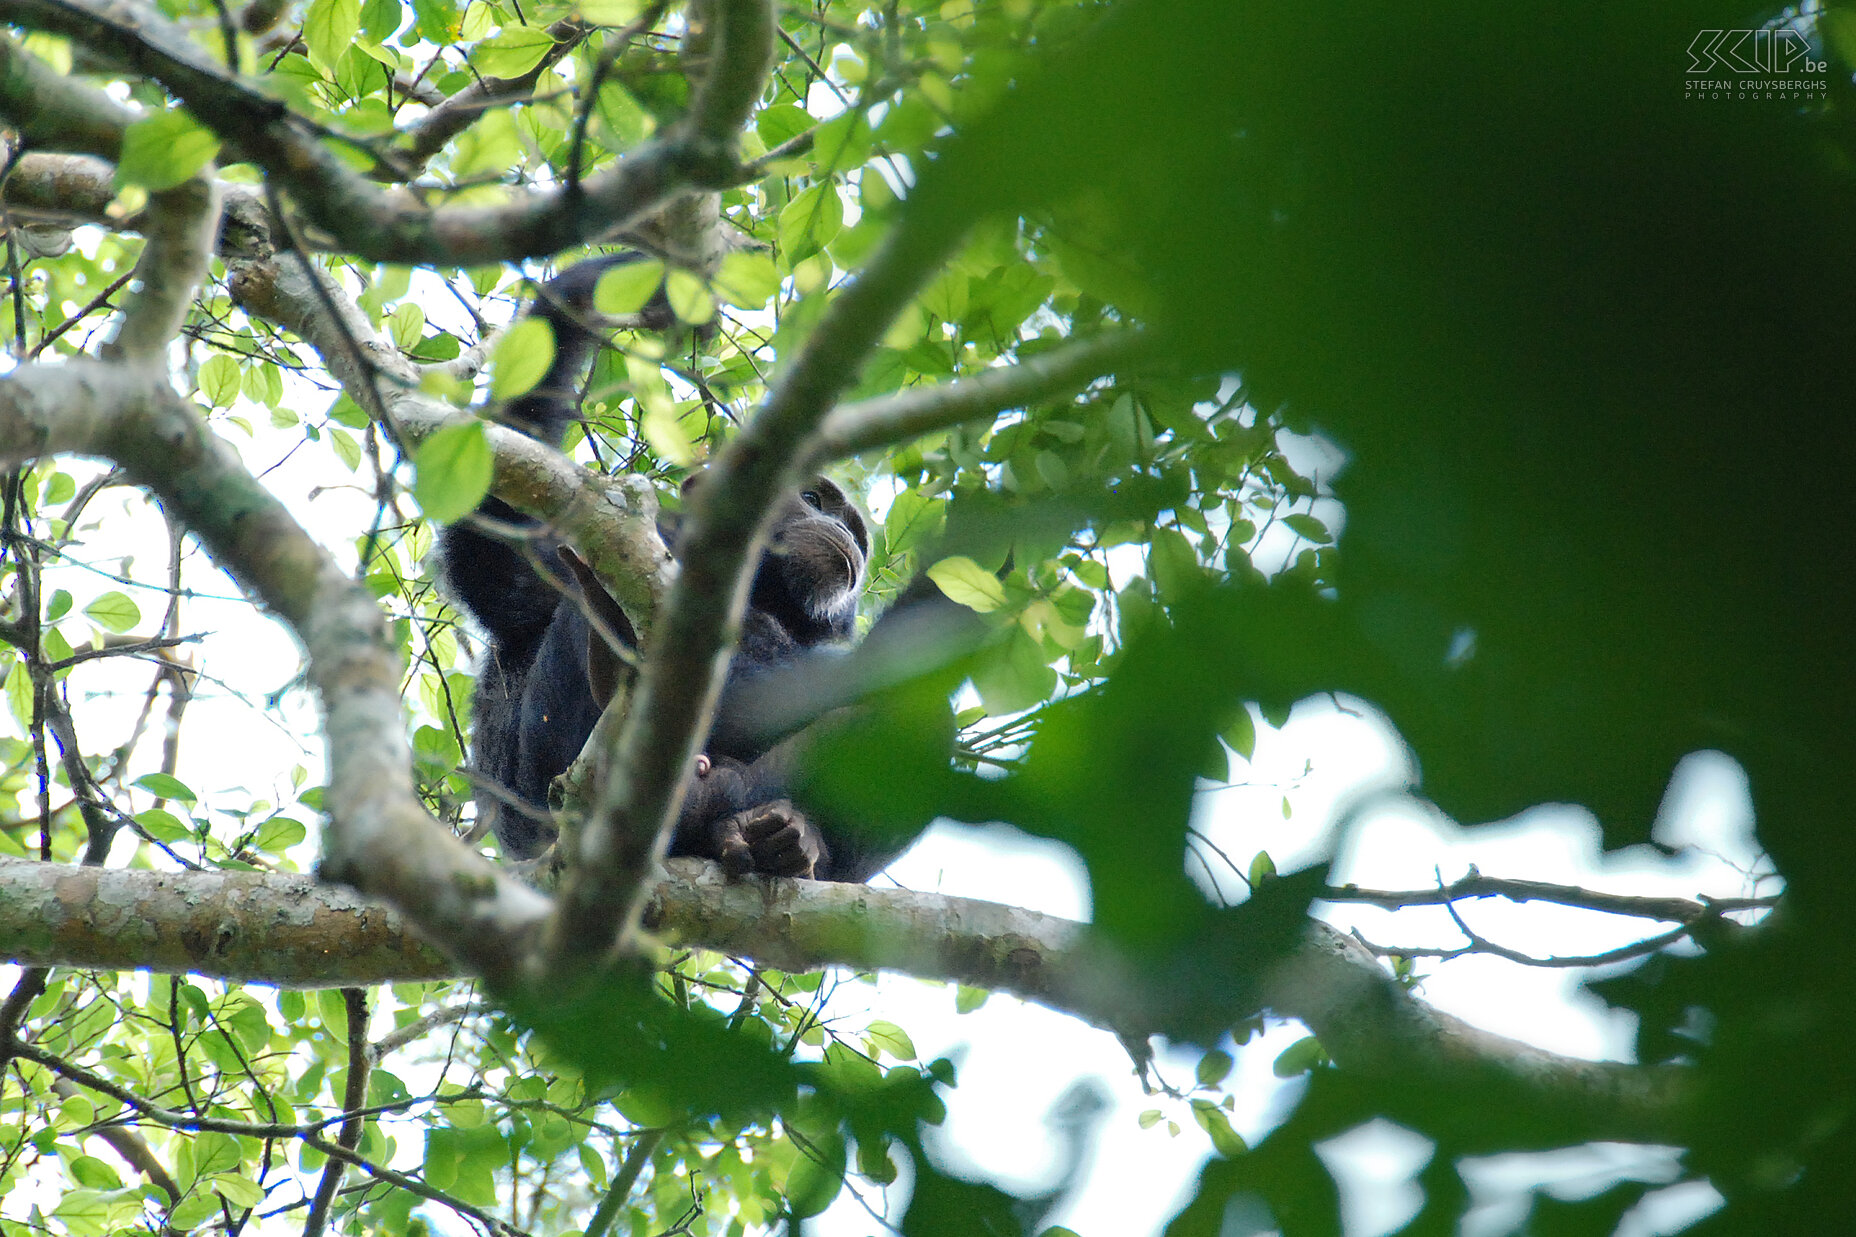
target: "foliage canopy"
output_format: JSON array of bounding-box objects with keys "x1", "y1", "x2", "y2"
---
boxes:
[{"x1": 0, "y1": 0, "x2": 1849, "y2": 1234}]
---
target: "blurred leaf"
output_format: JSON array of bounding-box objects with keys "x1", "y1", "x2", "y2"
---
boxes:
[
  {"x1": 117, "y1": 111, "x2": 219, "y2": 191},
  {"x1": 489, "y1": 317, "x2": 554, "y2": 400},
  {"x1": 594, "y1": 260, "x2": 665, "y2": 314},
  {"x1": 926, "y1": 555, "x2": 1006, "y2": 612}
]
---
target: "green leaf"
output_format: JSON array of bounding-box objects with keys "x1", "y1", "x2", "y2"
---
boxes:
[
  {"x1": 1190, "y1": 1099, "x2": 1247, "y2": 1157},
  {"x1": 84, "y1": 591, "x2": 140, "y2": 633},
  {"x1": 1272, "y1": 1035, "x2": 1326, "y2": 1077},
  {"x1": 777, "y1": 184, "x2": 844, "y2": 264},
  {"x1": 972, "y1": 628, "x2": 1057, "y2": 716},
  {"x1": 211, "y1": 1171, "x2": 266, "y2": 1207},
  {"x1": 329, "y1": 427, "x2": 362, "y2": 471},
  {"x1": 253, "y1": 816, "x2": 308, "y2": 852},
  {"x1": 1282, "y1": 512, "x2": 1332, "y2": 544},
  {"x1": 784, "y1": 1131, "x2": 847, "y2": 1219},
  {"x1": 1248, "y1": 849, "x2": 1276, "y2": 886},
  {"x1": 1223, "y1": 706, "x2": 1256, "y2": 761},
  {"x1": 412, "y1": 422, "x2": 495, "y2": 524},
  {"x1": 473, "y1": 25, "x2": 556, "y2": 78},
  {"x1": 1195, "y1": 1049, "x2": 1233, "y2": 1087},
  {"x1": 715, "y1": 251, "x2": 782, "y2": 310},
  {"x1": 594, "y1": 259, "x2": 665, "y2": 314},
  {"x1": 864, "y1": 1021, "x2": 917, "y2": 1061},
  {"x1": 117, "y1": 111, "x2": 220, "y2": 192},
  {"x1": 304, "y1": 0, "x2": 360, "y2": 72},
  {"x1": 954, "y1": 985, "x2": 989, "y2": 1013},
  {"x1": 665, "y1": 270, "x2": 714, "y2": 325},
  {"x1": 490, "y1": 317, "x2": 555, "y2": 401},
  {"x1": 135, "y1": 772, "x2": 196, "y2": 802},
  {"x1": 755, "y1": 102, "x2": 813, "y2": 149},
  {"x1": 359, "y1": 0, "x2": 401, "y2": 42},
  {"x1": 199, "y1": 355, "x2": 241, "y2": 408},
  {"x1": 926, "y1": 555, "x2": 1006, "y2": 612},
  {"x1": 579, "y1": 0, "x2": 643, "y2": 23},
  {"x1": 626, "y1": 353, "x2": 694, "y2": 466},
  {"x1": 68, "y1": 1155, "x2": 121, "y2": 1190},
  {"x1": 1149, "y1": 526, "x2": 1202, "y2": 600},
  {"x1": 170, "y1": 1194, "x2": 220, "y2": 1230},
  {"x1": 388, "y1": 302, "x2": 426, "y2": 351},
  {"x1": 243, "y1": 363, "x2": 285, "y2": 409},
  {"x1": 136, "y1": 808, "x2": 191, "y2": 844}
]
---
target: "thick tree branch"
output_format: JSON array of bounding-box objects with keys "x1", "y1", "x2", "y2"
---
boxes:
[
  {"x1": 104, "y1": 173, "x2": 220, "y2": 362},
  {"x1": 0, "y1": 857, "x2": 1698, "y2": 1149},
  {"x1": 0, "y1": 857, "x2": 449, "y2": 984},
  {"x1": 0, "y1": 152, "x2": 120, "y2": 229},
  {"x1": 0, "y1": 0, "x2": 774, "y2": 264},
  {"x1": 684, "y1": 0, "x2": 774, "y2": 148},
  {"x1": 0, "y1": 29, "x2": 130, "y2": 158},
  {"x1": 0, "y1": 364, "x2": 552, "y2": 988}
]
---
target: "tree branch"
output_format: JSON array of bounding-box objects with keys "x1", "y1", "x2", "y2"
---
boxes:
[
  {"x1": 1322, "y1": 872, "x2": 1776, "y2": 925},
  {"x1": 0, "y1": 857, "x2": 1699, "y2": 1149},
  {"x1": 809, "y1": 329, "x2": 1153, "y2": 465},
  {"x1": 0, "y1": 0, "x2": 774, "y2": 264},
  {"x1": 0, "y1": 364, "x2": 553, "y2": 988},
  {"x1": 103, "y1": 173, "x2": 220, "y2": 362},
  {"x1": 0, "y1": 29, "x2": 130, "y2": 158}
]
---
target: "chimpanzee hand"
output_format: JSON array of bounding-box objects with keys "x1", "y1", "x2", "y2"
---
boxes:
[{"x1": 683, "y1": 753, "x2": 830, "y2": 879}]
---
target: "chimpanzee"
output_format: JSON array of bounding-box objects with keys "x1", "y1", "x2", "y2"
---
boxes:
[{"x1": 439, "y1": 254, "x2": 898, "y2": 881}]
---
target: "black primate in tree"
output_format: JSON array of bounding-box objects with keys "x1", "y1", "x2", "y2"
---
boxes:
[{"x1": 440, "y1": 255, "x2": 899, "y2": 881}]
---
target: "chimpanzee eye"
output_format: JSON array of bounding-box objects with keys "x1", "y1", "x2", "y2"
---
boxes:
[{"x1": 800, "y1": 489, "x2": 823, "y2": 510}]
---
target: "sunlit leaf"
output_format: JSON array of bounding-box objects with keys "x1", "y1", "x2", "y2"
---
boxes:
[
  {"x1": 117, "y1": 111, "x2": 219, "y2": 192},
  {"x1": 594, "y1": 259, "x2": 665, "y2": 314},
  {"x1": 489, "y1": 317, "x2": 555, "y2": 400},
  {"x1": 84, "y1": 591, "x2": 140, "y2": 633},
  {"x1": 926, "y1": 555, "x2": 1006, "y2": 612},
  {"x1": 412, "y1": 421, "x2": 495, "y2": 523}
]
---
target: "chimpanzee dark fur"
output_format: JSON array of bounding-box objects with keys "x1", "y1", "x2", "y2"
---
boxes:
[{"x1": 439, "y1": 255, "x2": 892, "y2": 881}]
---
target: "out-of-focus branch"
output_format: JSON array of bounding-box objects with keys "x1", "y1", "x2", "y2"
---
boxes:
[
  {"x1": 683, "y1": 0, "x2": 773, "y2": 149},
  {"x1": 0, "y1": 30, "x2": 131, "y2": 158}
]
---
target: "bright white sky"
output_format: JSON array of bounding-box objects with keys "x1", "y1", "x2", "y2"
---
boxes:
[{"x1": 8, "y1": 242, "x2": 1774, "y2": 1236}]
